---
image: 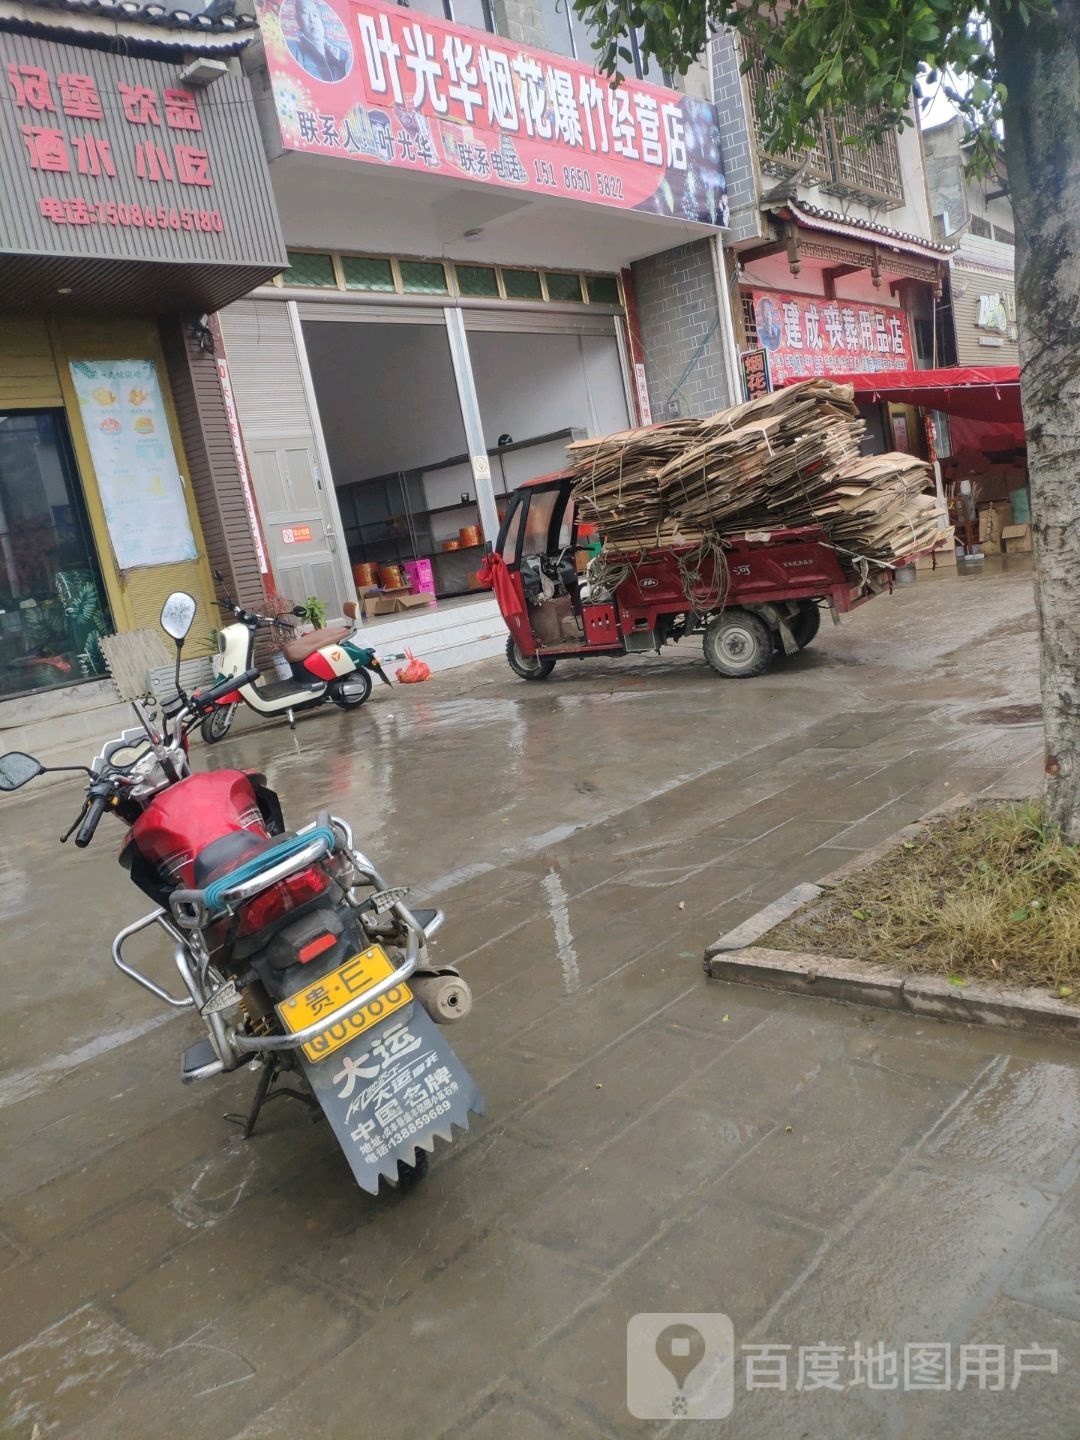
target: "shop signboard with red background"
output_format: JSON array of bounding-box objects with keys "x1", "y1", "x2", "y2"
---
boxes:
[
  {"x1": 752, "y1": 289, "x2": 913, "y2": 387},
  {"x1": 739, "y1": 346, "x2": 771, "y2": 402},
  {"x1": 0, "y1": 32, "x2": 283, "y2": 268},
  {"x1": 255, "y1": 0, "x2": 727, "y2": 227}
]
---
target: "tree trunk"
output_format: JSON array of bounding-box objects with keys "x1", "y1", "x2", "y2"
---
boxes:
[{"x1": 992, "y1": 0, "x2": 1080, "y2": 841}]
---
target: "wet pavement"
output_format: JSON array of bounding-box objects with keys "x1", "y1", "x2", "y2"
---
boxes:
[{"x1": 2, "y1": 556, "x2": 1078, "y2": 1439}]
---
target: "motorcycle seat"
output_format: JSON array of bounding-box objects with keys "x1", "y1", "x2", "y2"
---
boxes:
[
  {"x1": 282, "y1": 625, "x2": 351, "y2": 662},
  {"x1": 194, "y1": 829, "x2": 287, "y2": 889}
]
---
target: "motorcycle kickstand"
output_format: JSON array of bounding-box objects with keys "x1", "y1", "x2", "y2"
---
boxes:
[{"x1": 224, "y1": 1059, "x2": 320, "y2": 1140}]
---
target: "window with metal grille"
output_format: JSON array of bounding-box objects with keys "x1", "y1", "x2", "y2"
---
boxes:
[
  {"x1": 969, "y1": 215, "x2": 992, "y2": 238},
  {"x1": 395, "y1": 0, "x2": 494, "y2": 31},
  {"x1": 501, "y1": 268, "x2": 544, "y2": 300},
  {"x1": 741, "y1": 36, "x2": 831, "y2": 179},
  {"x1": 741, "y1": 292, "x2": 758, "y2": 346},
  {"x1": 740, "y1": 37, "x2": 903, "y2": 206},
  {"x1": 341, "y1": 256, "x2": 396, "y2": 291},
  {"x1": 399, "y1": 260, "x2": 449, "y2": 293},
  {"x1": 586, "y1": 274, "x2": 621, "y2": 305},
  {"x1": 993, "y1": 224, "x2": 1015, "y2": 246},
  {"x1": 538, "y1": 0, "x2": 668, "y2": 81},
  {"x1": 284, "y1": 251, "x2": 336, "y2": 287},
  {"x1": 545, "y1": 272, "x2": 584, "y2": 302},
  {"x1": 828, "y1": 107, "x2": 904, "y2": 205},
  {"x1": 455, "y1": 264, "x2": 500, "y2": 297}
]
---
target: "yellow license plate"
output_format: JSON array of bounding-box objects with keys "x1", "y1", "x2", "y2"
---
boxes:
[{"x1": 276, "y1": 945, "x2": 412, "y2": 1063}]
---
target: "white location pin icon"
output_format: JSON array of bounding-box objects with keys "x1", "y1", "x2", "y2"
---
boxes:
[{"x1": 655, "y1": 1322, "x2": 707, "y2": 1415}]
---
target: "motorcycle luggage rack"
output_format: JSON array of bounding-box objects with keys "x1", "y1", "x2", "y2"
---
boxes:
[{"x1": 168, "y1": 822, "x2": 338, "y2": 930}]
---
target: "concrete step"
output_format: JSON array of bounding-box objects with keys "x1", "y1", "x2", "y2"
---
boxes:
[
  {"x1": 355, "y1": 599, "x2": 509, "y2": 672},
  {"x1": 0, "y1": 678, "x2": 132, "y2": 757}
]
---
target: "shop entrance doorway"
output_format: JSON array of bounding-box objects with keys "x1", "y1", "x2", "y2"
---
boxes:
[
  {"x1": 301, "y1": 313, "x2": 631, "y2": 600},
  {"x1": 0, "y1": 410, "x2": 110, "y2": 698}
]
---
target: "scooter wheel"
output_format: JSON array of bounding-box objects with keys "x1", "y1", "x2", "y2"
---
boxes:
[
  {"x1": 393, "y1": 1146, "x2": 429, "y2": 1192},
  {"x1": 200, "y1": 703, "x2": 237, "y2": 744},
  {"x1": 330, "y1": 669, "x2": 373, "y2": 709}
]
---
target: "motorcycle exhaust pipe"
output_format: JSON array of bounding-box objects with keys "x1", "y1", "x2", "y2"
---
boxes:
[{"x1": 411, "y1": 972, "x2": 472, "y2": 1024}]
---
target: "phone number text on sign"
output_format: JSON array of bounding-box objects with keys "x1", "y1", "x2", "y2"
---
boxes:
[{"x1": 38, "y1": 197, "x2": 224, "y2": 230}]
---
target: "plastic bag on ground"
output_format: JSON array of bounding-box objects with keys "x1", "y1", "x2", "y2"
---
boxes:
[{"x1": 395, "y1": 648, "x2": 431, "y2": 683}]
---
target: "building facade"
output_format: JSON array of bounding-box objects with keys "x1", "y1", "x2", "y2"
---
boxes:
[
  {"x1": 0, "y1": 0, "x2": 285, "y2": 728},
  {"x1": 709, "y1": 28, "x2": 954, "y2": 455},
  {"x1": 923, "y1": 116, "x2": 1018, "y2": 369},
  {"x1": 217, "y1": 0, "x2": 732, "y2": 647}
]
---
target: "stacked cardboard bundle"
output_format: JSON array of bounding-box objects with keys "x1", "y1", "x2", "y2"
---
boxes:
[
  {"x1": 827, "y1": 453, "x2": 951, "y2": 563},
  {"x1": 567, "y1": 380, "x2": 946, "y2": 567},
  {"x1": 568, "y1": 420, "x2": 701, "y2": 548}
]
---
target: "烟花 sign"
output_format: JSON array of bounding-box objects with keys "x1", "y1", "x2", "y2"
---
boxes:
[{"x1": 256, "y1": 0, "x2": 727, "y2": 226}]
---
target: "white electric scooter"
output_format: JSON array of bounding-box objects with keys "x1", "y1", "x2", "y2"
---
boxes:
[{"x1": 201, "y1": 573, "x2": 390, "y2": 743}]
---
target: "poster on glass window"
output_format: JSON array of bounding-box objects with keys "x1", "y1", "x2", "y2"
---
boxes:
[
  {"x1": 254, "y1": 0, "x2": 728, "y2": 226},
  {"x1": 751, "y1": 290, "x2": 913, "y2": 387},
  {"x1": 69, "y1": 359, "x2": 198, "y2": 570}
]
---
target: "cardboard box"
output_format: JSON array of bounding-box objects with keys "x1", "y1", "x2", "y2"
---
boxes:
[
  {"x1": 917, "y1": 546, "x2": 958, "y2": 571},
  {"x1": 395, "y1": 592, "x2": 433, "y2": 610},
  {"x1": 362, "y1": 593, "x2": 400, "y2": 618},
  {"x1": 1001, "y1": 523, "x2": 1033, "y2": 554},
  {"x1": 977, "y1": 501, "x2": 1013, "y2": 543}
]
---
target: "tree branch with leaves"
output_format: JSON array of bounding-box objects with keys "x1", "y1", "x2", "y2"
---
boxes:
[{"x1": 575, "y1": 0, "x2": 1080, "y2": 840}]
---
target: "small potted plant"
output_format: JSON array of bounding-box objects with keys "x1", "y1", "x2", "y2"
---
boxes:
[{"x1": 302, "y1": 595, "x2": 328, "y2": 631}]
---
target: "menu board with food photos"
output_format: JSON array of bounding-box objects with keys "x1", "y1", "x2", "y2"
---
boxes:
[{"x1": 69, "y1": 359, "x2": 197, "y2": 570}]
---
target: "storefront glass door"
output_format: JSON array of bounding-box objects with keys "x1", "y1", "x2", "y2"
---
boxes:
[{"x1": 0, "y1": 411, "x2": 110, "y2": 698}]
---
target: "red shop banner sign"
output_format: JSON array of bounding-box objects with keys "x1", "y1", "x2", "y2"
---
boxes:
[
  {"x1": 751, "y1": 290, "x2": 913, "y2": 386},
  {"x1": 255, "y1": 0, "x2": 728, "y2": 225}
]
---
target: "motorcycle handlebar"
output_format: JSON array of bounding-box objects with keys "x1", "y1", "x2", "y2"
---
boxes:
[
  {"x1": 192, "y1": 667, "x2": 260, "y2": 711},
  {"x1": 74, "y1": 793, "x2": 109, "y2": 848}
]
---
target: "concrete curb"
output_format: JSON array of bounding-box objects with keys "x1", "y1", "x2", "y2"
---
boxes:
[
  {"x1": 704, "y1": 788, "x2": 1080, "y2": 1041},
  {"x1": 705, "y1": 869, "x2": 1080, "y2": 1042},
  {"x1": 706, "y1": 942, "x2": 1080, "y2": 1041},
  {"x1": 703, "y1": 882, "x2": 823, "y2": 959}
]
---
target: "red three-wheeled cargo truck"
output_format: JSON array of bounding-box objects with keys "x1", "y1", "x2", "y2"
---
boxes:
[{"x1": 483, "y1": 470, "x2": 921, "y2": 683}]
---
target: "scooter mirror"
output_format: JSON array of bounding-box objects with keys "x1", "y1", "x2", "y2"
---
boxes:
[
  {"x1": 0, "y1": 751, "x2": 43, "y2": 790},
  {"x1": 160, "y1": 592, "x2": 197, "y2": 642},
  {"x1": 292, "y1": 606, "x2": 308, "y2": 618}
]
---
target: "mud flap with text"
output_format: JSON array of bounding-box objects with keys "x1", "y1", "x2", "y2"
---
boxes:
[{"x1": 299, "y1": 1002, "x2": 485, "y2": 1193}]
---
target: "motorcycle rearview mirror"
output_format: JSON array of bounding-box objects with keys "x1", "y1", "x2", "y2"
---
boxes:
[
  {"x1": 0, "y1": 751, "x2": 44, "y2": 790},
  {"x1": 160, "y1": 592, "x2": 197, "y2": 704},
  {"x1": 160, "y1": 592, "x2": 197, "y2": 643},
  {"x1": 292, "y1": 605, "x2": 308, "y2": 618}
]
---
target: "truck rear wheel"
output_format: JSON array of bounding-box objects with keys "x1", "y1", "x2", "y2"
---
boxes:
[
  {"x1": 703, "y1": 610, "x2": 774, "y2": 678},
  {"x1": 792, "y1": 603, "x2": 821, "y2": 650},
  {"x1": 507, "y1": 637, "x2": 556, "y2": 681}
]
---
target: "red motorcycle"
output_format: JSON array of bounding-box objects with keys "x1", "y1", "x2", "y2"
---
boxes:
[{"x1": 0, "y1": 593, "x2": 483, "y2": 1194}]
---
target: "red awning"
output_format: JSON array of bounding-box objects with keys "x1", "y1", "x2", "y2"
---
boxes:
[{"x1": 829, "y1": 365, "x2": 1022, "y2": 423}]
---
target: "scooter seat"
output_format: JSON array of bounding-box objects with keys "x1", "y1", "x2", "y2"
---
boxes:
[{"x1": 282, "y1": 624, "x2": 351, "y2": 662}]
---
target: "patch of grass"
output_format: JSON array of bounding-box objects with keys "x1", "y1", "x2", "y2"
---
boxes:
[{"x1": 765, "y1": 800, "x2": 1080, "y2": 992}]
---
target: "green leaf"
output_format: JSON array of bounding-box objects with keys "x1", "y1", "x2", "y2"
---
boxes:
[
  {"x1": 947, "y1": 975, "x2": 967, "y2": 987},
  {"x1": 902, "y1": 840, "x2": 917, "y2": 850},
  {"x1": 851, "y1": 907, "x2": 870, "y2": 920},
  {"x1": 1058, "y1": 985, "x2": 1073, "y2": 999},
  {"x1": 1010, "y1": 907, "x2": 1031, "y2": 922}
]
